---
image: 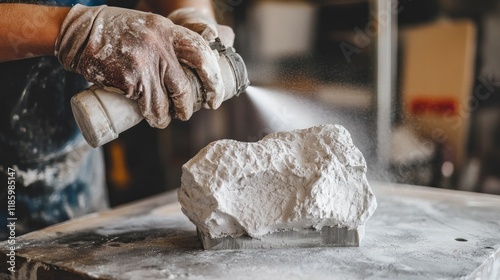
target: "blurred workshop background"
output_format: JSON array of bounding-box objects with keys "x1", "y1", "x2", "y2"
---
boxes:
[{"x1": 104, "y1": 0, "x2": 500, "y2": 207}]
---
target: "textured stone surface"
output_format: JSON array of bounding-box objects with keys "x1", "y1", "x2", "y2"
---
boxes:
[
  {"x1": 178, "y1": 124, "x2": 377, "y2": 239},
  {"x1": 4, "y1": 184, "x2": 500, "y2": 279}
]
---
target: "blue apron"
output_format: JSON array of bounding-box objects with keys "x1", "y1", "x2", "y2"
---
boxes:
[{"x1": 0, "y1": 0, "x2": 108, "y2": 239}]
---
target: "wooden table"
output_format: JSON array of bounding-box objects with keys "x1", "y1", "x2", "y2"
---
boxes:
[{"x1": 1, "y1": 182, "x2": 500, "y2": 279}]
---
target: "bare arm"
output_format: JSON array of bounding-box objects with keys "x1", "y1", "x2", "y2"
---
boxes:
[
  {"x1": 0, "y1": 4, "x2": 70, "y2": 62},
  {"x1": 142, "y1": 0, "x2": 215, "y2": 20}
]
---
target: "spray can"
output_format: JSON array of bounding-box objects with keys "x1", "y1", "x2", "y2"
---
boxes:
[{"x1": 71, "y1": 39, "x2": 250, "y2": 148}]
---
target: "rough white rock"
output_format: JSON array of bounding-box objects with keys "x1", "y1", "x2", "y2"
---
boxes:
[{"x1": 178, "y1": 124, "x2": 377, "y2": 239}]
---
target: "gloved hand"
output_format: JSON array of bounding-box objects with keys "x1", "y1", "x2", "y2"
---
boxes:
[
  {"x1": 168, "y1": 7, "x2": 235, "y2": 47},
  {"x1": 55, "y1": 4, "x2": 225, "y2": 128}
]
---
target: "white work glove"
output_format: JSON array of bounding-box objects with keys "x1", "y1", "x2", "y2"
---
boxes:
[
  {"x1": 168, "y1": 7, "x2": 235, "y2": 47},
  {"x1": 55, "y1": 4, "x2": 225, "y2": 128}
]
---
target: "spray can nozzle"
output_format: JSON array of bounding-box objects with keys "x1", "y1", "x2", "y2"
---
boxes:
[
  {"x1": 71, "y1": 38, "x2": 250, "y2": 148},
  {"x1": 209, "y1": 38, "x2": 250, "y2": 97}
]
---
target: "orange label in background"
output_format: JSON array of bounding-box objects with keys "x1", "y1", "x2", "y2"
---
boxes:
[{"x1": 408, "y1": 98, "x2": 459, "y2": 116}]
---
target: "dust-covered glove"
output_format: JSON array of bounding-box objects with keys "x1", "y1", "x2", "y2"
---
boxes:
[
  {"x1": 168, "y1": 7, "x2": 235, "y2": 47},
  {"x1": 55, "y1": 4, "x2": 225, "y2": 128}
]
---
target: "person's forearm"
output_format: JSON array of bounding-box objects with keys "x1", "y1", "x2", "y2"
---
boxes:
[
  {"x1": 0, "y1": 4, "x2": 70, "y2": 62},
  {"x1": 143, "y1": 0, "x2": 215, "y2": 21}
]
